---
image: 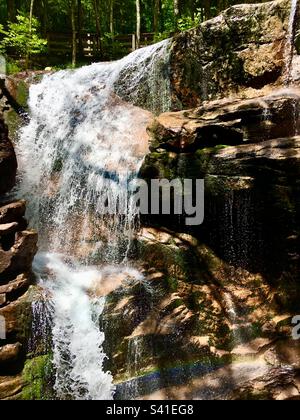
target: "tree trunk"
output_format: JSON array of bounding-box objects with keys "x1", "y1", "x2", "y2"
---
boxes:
[
  {"x1": 109, "y1": 0, "x2": 114, "y2": 57},
  {"x1": 7, "y1": 0, "x2": 16, "y2": 22},
  {"x1": 25, "y1": 0, "x2": 35, "y2": 69},
  {"x1": 70, "y1": 0, "x2": 77, "y2": 68},
  {"x1": 93, "y1": 0, "x2": 103, "y2": 58},
  {"x1": 29, "y1": 0, "x2": 34, "y2": 33},
  {"x1": 136, "y1": 0, "x2": 141, "y2": 49},
  {"x1": 204, "y1": 0, "x2": 211, "y2": 21},
  {"x1": 154, "y1": 0, "x2": 160, "y2": 35},
  {"x1": 77, "y1": 0, "x2": 83, "y2": 59},
  {"x1": 41, "y1": 0, "x2": 49, "y2": 37},
  {"x1": 110, "y1": 0, "x2": 114, "y2": 37},
  {"x1": 189, "y1": 0, "x2": 196, "y2": 20},
  {"x1": 174, "y1": 0, "x2": 180, "y2": 31}
]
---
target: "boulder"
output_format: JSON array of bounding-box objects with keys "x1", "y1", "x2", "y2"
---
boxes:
[
  {"x1": 148, "y1": 92, "x2": 300, "y2": 152},
  {"x1": 0, "y1": 292, "x2": 31, "y2": 338},
  {"x1": 0, "y1": 222, "x2": 19, "y2": 236},
  {"x1": 0, "y1": 230, "x2": 38, "y2": 279},
  {"x1": 0, "y1": 273, "x2": 32, "y2": 296},
  {"x1": 170, "y1": 0, "x2": 291, "y2": 109},
  {"x1": 0, "y1": 343, "x2": 22, "y2": 365},
  {"x1": 0, "y1": 201, "x2": 26, "y2": 225}
]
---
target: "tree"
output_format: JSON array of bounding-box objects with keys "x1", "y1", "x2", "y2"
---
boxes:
[
  {"x1": 154, "y1": 0, "x2": 161, "y2": 35},
  {"x1": 77, "y1": 0, "x2": 83, "y2": 58},
  {"x1": 0, "y1": 24, "x2": 5, "y2": 55},
  {"x1": 26, "y1": 0, "x2": 35, "y2": 68},
  {"x1": 93, "y1": 0, "x2": 103, "y2": 57},
  {"x1": 0, "y1": 0, "x2": 270, "y2": 68},
  {"x1": 7, "y1": 0, "x2": 16, "y2": 22},
  {"x1": 174, "y1": 0, "x2": 180, "y2": 31},
  {"x1": 70, "y1": 0, "x2": 77, "y2": 67},
  {"x1": 110, "y1": 0, "x2": 114, "y2": 37},
  {"x1": 0, "y1": 14, "x2": 47, "y2": 69},
  {"x1": 41, "y1": 0, "x2": 49, "y2": 36},
  {"x1": 136, "y1": 0, "x2": 141, "y2": 49}
]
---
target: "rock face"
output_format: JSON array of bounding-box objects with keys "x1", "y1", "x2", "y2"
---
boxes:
[
  {"x1": 0, "y1": 118, "x2": 17, "y2": 195},
  {"x1": 141, "y1": 91, "x2": 300, "y2": 314},
  {"x1": 102, "y1": 1, "x2": 300, "y2": 399},
  {"x1": 169, "y1": 0, "x2": 292, "y2": 109},
  {"x1": 0, "y1": 112, "x2": 38, "y2": 400},
  {"x1": 148, "y1": 92, "x2": 300, "y2": 152}
]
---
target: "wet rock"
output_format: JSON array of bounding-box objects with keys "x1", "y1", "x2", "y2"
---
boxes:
[
  {"x1": 103, "y1": 227, "x2": 279, "y2": 388},
  {"x1": 0, "y1": 343, "x2": 22, "y2": 365},
  {"x1": 0, "y1": 292, "x2": 32, "y2": 338},
  {"x1": 0, "y1": 116, "x2": 38, "y2": 398},
  {"x1": 228, "y1": 367, "x2": 300, "y2": 400},
  {"x1": 170, "y1": 0, "x2": 291, "y2": 109},
  {"x1": 0, "y1": 222, "x2": 19, "y2": 236},
  {"x1": 231, "y1": 338, "x2": 275, "y2": 358},
  {"x1": 0, "y1": 200, "x2": 26, "y2": 225},
  {"x1": 0, "y1": 118, "x2": 17, "y2": 195},
  {"x1": 0, "y1": 375, "x2": 23, "y2": 400},
  {"x1": 0, "y1": 230, "x2": 38, "y2": 279},
  {"x1": 0, "y1": 273, "x2": 32, "y2": 297},
  {"x1": 142, "y1": 108, "x2": 300, "y2": 312},
  {"x1": 148, "y1": 92, "x2": 300, "y2": 152}
]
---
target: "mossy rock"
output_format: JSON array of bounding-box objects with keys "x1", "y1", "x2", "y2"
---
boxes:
[{"x1": 21, "y1": 354, "x2": 54, "y2": 400}]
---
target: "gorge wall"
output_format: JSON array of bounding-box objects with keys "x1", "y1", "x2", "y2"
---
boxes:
[
  {"x1": 102, "y1": 0, "x2": 300, "y2": 400},
  {"x1": 169, "y1": 0, "x2": 292, "y2": 109},
  {"x1": 0, "y1": 109, "x2": 38, "y2": 400}
]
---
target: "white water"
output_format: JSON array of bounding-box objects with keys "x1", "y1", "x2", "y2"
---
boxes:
[
  {"x1": 16, "y1": 39, "x2": 172, "y2": 400},
  {"x1": 33, "y1": 253, "x2": 114, "y2": 400}
]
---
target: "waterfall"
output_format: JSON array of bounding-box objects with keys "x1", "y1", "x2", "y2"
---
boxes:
[
  {"x1": 285, "y1": 0, "x2": 298, "y2": 84},
  {"x1": 16, "y1": 39, "x2": 172, "y2": 400}
]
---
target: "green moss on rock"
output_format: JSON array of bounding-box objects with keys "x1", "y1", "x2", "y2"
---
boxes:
[{"x1": 21, "y1": 355, "x2": 54, "y2": 400}]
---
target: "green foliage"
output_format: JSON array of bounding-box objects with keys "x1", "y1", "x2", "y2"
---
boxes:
[
  {"x1": 0, "y1": 0, "x2": 271, "y2": 67},
  {"x1": 0, "y1": 23, "x2": 5, "y2": 54},
  {"x1": 5, "y1": 58, "x2": 22, "y2": 75},
  {"x1": 154, "y1": 32, "x2": 171, "y2": 42},
  {"x1": 0, "y1": 14, "x2": 47, "y2": 58},
  {"x1": 177, "y1": 10, "x2": 202, "y2": 32}
]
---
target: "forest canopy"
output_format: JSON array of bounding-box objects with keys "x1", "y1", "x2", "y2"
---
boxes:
[{"x1": 0, "y1": 0, "x2": 270, "y2": 70}]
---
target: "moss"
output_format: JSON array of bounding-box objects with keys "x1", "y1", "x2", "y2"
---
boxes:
[
  {"x1": 15, "y1": 81, "x2": 29, "y2": 108},
  {"x1": 4, "y1": 80, "x2": 29, "y2": 141},
  {"x1": 167, "y1": 298, "x2": 184, "y2": 311},
  {"x1": 250, "y1": 322, "x2": 264, "y2": 340},
  {"x1": 21, "y1": 355, "x2": 54, "y2": 400},
  {"x1": 214, "y1": 323, "x2": 235, "y2": 351},
  {"x1": 165, "y1": 277, "x2": 179, "y2": 293},
  {"x1": 234, "y1": 389, "x2": 271, "y2": 400},
  {"x1": 187, "y1": 291, "x2": 206, "y2": 311}
]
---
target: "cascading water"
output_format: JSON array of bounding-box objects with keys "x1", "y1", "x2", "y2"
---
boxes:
[{"x1": 16, "y1": 39, "x2": 172, "y2": 400}]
